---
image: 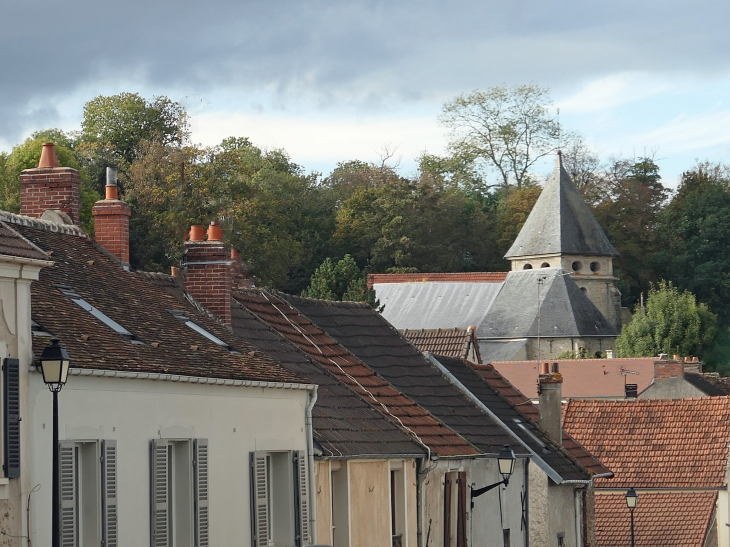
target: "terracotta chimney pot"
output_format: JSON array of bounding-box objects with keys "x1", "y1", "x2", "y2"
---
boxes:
[
  {"x1": 673, "y1": 354, "x2": 681, "y2": 361},
  {"x1": 189, "y1": 225, "x2": 205, "y2": 242},
  {"x1": 207, "y1": 221, "x2": 223, "y2": 242},
  {"x1": 231, "y1": 248, "x2": 240, "y2": 260},
  {"x1": 38, "y1": 143, "x2": 59, "y2": 168}
]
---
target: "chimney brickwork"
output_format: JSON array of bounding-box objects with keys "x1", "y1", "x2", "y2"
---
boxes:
[
  {"x1": 184, "y1": 222, "x2": 232, "y2": 326},
  {"x1": 538, "y1": 362, "x2": 563, "y2": 444},
  {"x1": 92, "y1": 168, "x2": 131, "y2": 265},
  {"x1": 654, "y1": 359, "x2": 684, "y2": 380},
  {"x1": 20, "y1": 164, "x2": 81, "y2": 226}
]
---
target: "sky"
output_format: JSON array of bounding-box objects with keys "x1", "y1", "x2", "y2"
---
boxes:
[{"x1": 3, "y1": 0, "x2": 730, "y2": 187}]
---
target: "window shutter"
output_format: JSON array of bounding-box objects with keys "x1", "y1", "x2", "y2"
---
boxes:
[
  {"x1": 293, "y1": 450, "x2": 310, "y2": 546},
  {"x1": 250, "y1": 452, "x2": 269, "y2": 547},
  {"x1": 102, "y1": 440, "x2": 118, "y2": 547},
  {"x1": 443, "y1": 473, "x2": 453, "y2": 547},
  {"x1": 194, "y1": 439, "x2": 209, "y2": 547},
  {"x1": 59, "y1": 441, "x2": 77, "y2": 547},
  {"x1": 3, "y1": 358, "x2": 20, "y2": 479},
  {"x1": 456, "y1": 471, "x2": 467, "y2": 547},
  {"x1": 150, "y1": 439, "x2": 169, "y2": 547}
]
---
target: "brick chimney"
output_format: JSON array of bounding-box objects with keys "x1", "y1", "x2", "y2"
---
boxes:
[
  {"x1": 654, "y1": 358, "x2": 684, "y2": 380},
  {"x1": 538, "y1": 362, "x2": 563, "y2": 444},
  {"x1": 92, "y1": 167, "x2": 132, "y2": 266},
  {"x1": 20, "y1": 143, "x2": 81, "y2": 225},
  {"x1": 183, "y1": 221, "x2": 232, "y2": 326}
]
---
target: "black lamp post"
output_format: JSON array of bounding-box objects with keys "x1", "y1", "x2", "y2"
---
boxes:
[
  {"x1": 471, "y1": 445, "x2": 516, "y2": 508},
  {"x1": 625, "y1": 487, "x2": 638, "y2": 547},
  {"x1": 39, "y1": 339, "x2": 71, "y2": 547}
]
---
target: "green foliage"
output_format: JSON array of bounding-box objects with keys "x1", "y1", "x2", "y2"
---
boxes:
[
  {"x1": 616, "y1": 281, "x2": 717, "y2": 358},
  {"x1": 302, "y1": 255, "x2": 377, "y2": 306},
  {"x1": 0, "y1": 135, "x2": 99, "y2": 232}
]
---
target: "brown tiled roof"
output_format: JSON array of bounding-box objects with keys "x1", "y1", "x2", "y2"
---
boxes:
[
  {"x1": 233, "y1": 289, "x2": 477, "y2": 456},
  {"x1": 367, "y1": 271, "x2": 507, "y2": 287},
  {"x1": 594, "y1": 492, "x2": 717, "y2": 547},
  {"x1": 563, "y1": 397, "x2": 730, "y2": 488},
  {"x1": 492, "y1": 358, "x2": 656, "y2": 399},
  {"x1": 400, "y1": 328, "x2": 480, "y2": 362},
  {"x1": 0, "y1": 222, "x2": 51, "y2": 262},
  {"x1": 468, "y1": 363, "x2": 610, "y2": 477},
  {"x1": 10, "y1": 217, "x2": 300, "y2": 384},
  {"x1": 228, "y1": 298, "x2": 426, "y2": 458}
]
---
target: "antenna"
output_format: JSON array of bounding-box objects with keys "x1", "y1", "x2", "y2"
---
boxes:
[{"x1": 557, "y1": 107, "x2": 561, "y2": 149}]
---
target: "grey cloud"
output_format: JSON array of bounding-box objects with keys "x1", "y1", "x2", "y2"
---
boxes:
[{"x1": 2, "y1": 0, "x2": 729, "y2": 145}]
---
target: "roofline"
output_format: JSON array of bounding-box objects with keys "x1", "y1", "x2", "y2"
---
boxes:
[
  {"x1": 0, "y1": 254, "x2": 54, "y2": 267},
  {"x1": 425, "y1": 353, "x2": 570, "y2": 484},
  {"x1": 38, "y1": 367, "x2": 318, "y2": 391},
  {"x1": 319, "y1": 454, "x2": 426, "y2": 460}
]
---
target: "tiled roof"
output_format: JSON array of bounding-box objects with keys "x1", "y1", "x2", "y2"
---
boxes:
[
  {"x1": 368, "y1": 272, "x2": 507, "y2": 287},
  {"x1": 284, "y1": 296, "x2": 542, "y2": 456},
  {"x1": 563, "y1": 397, "x2": 730, "y2": 488},
  {"x1": 467, "y1": 362, "x2": 610, "y2": 477},
  {"x1": 594, "y1": 492, "x2": 717, "y2": 547},
  {"x1": 228, "y1": 298, "x2": 426, "y2": 458},
  {"x1": 0, "y1": 221, "x2": 51, "y2": 262},
  {"x1": 233, "y1": 289, "x2": 476, "y2": 456},
  {"x1": 492, "y1": 358, "x2": 656, "y2": 399},
  {"x1": 10, "y1": 218, "x2": 301, "y2": 384},
  {"x1": 400, "y1": 328, "x2": 480, "y2": 362},
  {"x1": 433, "y1": 356, "x2": 597, "y2": 481},
  {"x1": 683, "y1": 372, "x2": 730, "y2": 396}
]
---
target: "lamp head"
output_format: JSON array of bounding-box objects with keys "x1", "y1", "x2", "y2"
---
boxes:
[
  {"x1": 38, "y1": 339, "x2": 71, "y2": 392},
  {"x1": 497, "y1": 444, "x2": 516, "y2": 483},
  {"x1": 625, "y1": 487, "x2": 638, "y2": 509}
]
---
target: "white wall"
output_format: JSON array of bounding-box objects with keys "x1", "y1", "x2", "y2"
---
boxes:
[{"x1": 24, "y1": 371, "x2": 310, "y2": 546}]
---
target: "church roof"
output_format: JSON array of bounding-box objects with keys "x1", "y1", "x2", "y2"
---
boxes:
[
  {"x1": 505, "y1": 154, "x2": 619, "y2": 259},
  {"x1": 477, "y1": 267, "x2": 619, "y2": 339}
]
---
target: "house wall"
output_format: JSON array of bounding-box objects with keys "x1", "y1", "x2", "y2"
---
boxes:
[
  {"x1": 524, "y1": 337, "x2": 615, "y2": 361},
  {"x1": 421, "y1": 457, "x2": 528, "y2": 547},
  {"x1": 24, "y1": 372, "x2": 309, "y2": 546},
  {"x1": 529, "y1": 465, "x2": 584, "y2": 547},
  {"x1": 639, "y1": 378, "x2": 709, "y2": 399},
  {"x1": 314, "y1": 458, "x2": 419, "y2": 547},
  {"x1": 0, "y1": 261, "x2": 44, "y2": 545},
  {"x1": 718, "y1": 489, "x2": 728, "y2": 547}
]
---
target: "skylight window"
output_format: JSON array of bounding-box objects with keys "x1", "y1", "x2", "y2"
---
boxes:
[
  {"x1": 167, "y1": 309, "x2": 239, "y2": 353},
  {"x1": 31, "y1": 319, "x2": 53, "y2": 337},
  {"x1": 55, "y1": 285, "x2": 143, "y2": 344}
]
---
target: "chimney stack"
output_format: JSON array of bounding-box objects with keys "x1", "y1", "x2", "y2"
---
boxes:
[
  {"x1": 91, "y1": 167, "x2": 132, "y2": 265},
  {"x1": 20, "y1": 143, "x2": 81, "y2": 225},
  {"x1": 183, "y1": 221, "x2": 232, "y2": 326},
  {"x1": 538, "y1": 362, "x2": 563, "y2": 444},
  {"x1": 654, "y1": 358, "x2": 684, "y2": 380}
]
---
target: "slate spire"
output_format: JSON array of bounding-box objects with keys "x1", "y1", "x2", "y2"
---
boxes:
[{"x1": 505, "y1": 152, "x2": 618, "y2": 258}]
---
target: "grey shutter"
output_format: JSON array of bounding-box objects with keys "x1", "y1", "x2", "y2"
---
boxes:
[
  {"x1": 59, "y1": 441, "x2": 77, "y2": 547},
  {"x1": 293, "y1": 451, "x2": 310, "y2": 546},
  {"x1": 150, "y1": 439, "x2": 169, "y2": 547},
  {"x1": 250, "y1": 452, "x2": 269, "y2": 547},
  {"x1": 194, "y1": 439, "x2": 209, "y2": 547},
  {"x1": 102, "y1": 440, "x2": 118, "y2": 547},
  {"x1": 3, "y1": 358, "x2": 20, "y2": 478}
]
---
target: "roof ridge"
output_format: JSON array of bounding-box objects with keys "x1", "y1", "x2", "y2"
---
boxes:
[{"x1": 0, "y1": 211, "x2": 87, "y2": 237}]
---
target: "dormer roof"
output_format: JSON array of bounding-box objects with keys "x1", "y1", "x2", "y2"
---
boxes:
[{"x1": 505, "y1": 154, "x2": 619, "y2": 259}]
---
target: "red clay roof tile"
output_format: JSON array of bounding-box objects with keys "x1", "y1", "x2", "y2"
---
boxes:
[{"x1": 367, "y1": 272, "x2": 507, "y2": 287}]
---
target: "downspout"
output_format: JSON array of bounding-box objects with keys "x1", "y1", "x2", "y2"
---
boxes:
[
  {"x1": 306, "y1": 386, "x2": 319, "y2": 542},
  {"x1": 524, "y1": 458, "x2": 530, "y2": 547}
]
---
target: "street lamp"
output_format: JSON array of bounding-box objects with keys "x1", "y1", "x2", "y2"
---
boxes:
[
  {"x1": 625, "y1": 487, "x2": 638, "y2": 547},
  {"x1": 471, "y1": 445, "x2": 517, "y2": 508},
  {"x1": 38, "y1": 339, "x2": 71, "y2": 547}
]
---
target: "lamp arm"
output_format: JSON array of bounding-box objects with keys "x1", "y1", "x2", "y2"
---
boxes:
[{"x1": 471, "y1": 478, "x2": 508, "y2": 499}]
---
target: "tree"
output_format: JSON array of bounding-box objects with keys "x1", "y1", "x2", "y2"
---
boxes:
[
  {"x1": 560, "y1": 138, "x2": 602, "y2": 206},
  {"x1": 440, "y1": 85, "x2": 571, "y2": 189},
  {"x1": 301, "y1": 254, "x2": 377, "y2": 306},
  {"x1": 616, "y1": 281, "x2": 717, "y2": 358},
  {"x1": 494, "y1": 186, "x2": 542, "y2": 257}
]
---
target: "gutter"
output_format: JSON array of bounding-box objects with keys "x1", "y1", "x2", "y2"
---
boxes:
[
  {"x1": 54, "y1": 367, "x2": 316, "y2": 390},
  {"x1": 426, "y1": 353, "x2": 570, "y2": 484},
  {"x1": 319, "y1": 454, "x2": 426, "y2": 460},
  {"x1": 0, "y1": 254, "x2": 54, "y2": 267},
  {"x1": 305, "y1": 386, "x2": 318, "y2": 543}
]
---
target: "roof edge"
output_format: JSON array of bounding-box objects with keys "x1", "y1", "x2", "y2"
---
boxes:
[{"x1": 0, "y1": 211, "x2": 87, "y2": 238}]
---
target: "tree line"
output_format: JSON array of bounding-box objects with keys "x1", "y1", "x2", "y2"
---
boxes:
[{"x1": 1, "y1": 89, "x2": 729, "y2": 368}]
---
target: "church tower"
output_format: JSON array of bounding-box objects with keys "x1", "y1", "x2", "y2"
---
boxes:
[{"x1": 504, "y1": 153, "x2": 623, "y2": 330}]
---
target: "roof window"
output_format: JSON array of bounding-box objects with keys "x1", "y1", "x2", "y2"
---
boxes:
[
  {"x1": 55, "y1": 285, "x2": 144, "y2": 344},
  {"x1": 166, "y1": 309, "x2": 239, "y2": 354},
  {"x1": 31, "y1": 319, "x2": 53, "y2": 337}
]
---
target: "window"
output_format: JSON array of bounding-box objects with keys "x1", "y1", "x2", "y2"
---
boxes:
[
  {"x1": 443, "y1": 471, "x2": 467, "y2": 547},
  {"x1": 390, "y1": 464, "x2": 406, "y2": 547},
  {"x1": 572, "y1": 261, "x2": 582, "y2": 272},
  {"x1": 590, "y1": 261, "x2": 600, "y2": 272},
  {"x1": 3, "y1": 358, "x2": 20, "y2": 479},
  {"x1": 540, "y1": 262, "x2": 550, "y2": 268},
  {"x1": 150, "y1": 439, "x2": 208, "y2": 547},
  {"x1": 250, "y1": 451, "x2": 309, "y2": 547},
  {"x1": 522, "y1": 264, "x2": 533, "y2": 270},
  {"x1": 503, "y1": 529, "x2": 511, "y2": 547},
  {"x1": 55, "y1": 286, "x2": 143, "y2": 344},
  {"x1": 166, "y1": 310, "x2": 239, "y2": 353},
  {"x1": 58, "y1": 439, "x2": 117, "y2": 547}
]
